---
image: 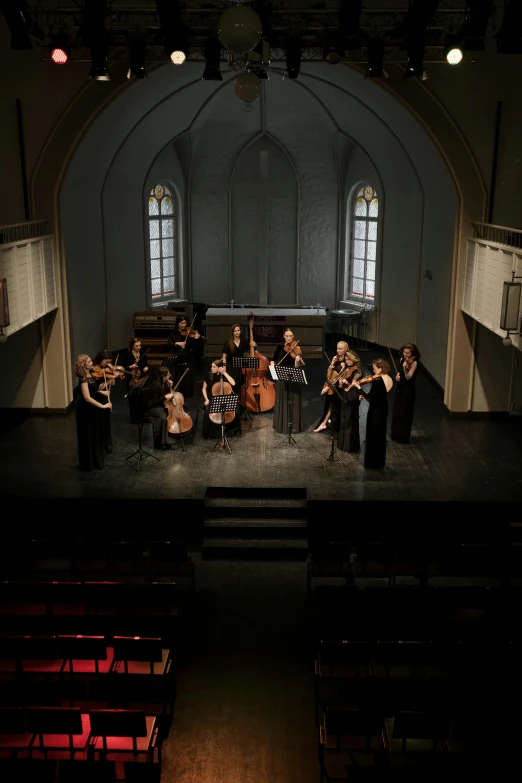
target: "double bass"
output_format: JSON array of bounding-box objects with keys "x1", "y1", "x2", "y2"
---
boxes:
[
  {"x1": 165, "y1": 368, "x2": 193, "y2": 435},
  {"x1": 241, "y1": 312, "x2": 276, "y2": 413},
  {"x1": 209, "y1": 368, "x2": 235, "y2": 425}
]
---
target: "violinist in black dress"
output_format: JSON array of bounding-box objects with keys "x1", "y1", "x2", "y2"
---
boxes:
[
  {"x1": 92, "y1": 350, "x2": 122, "y2": 454},
  {"x1": 168, "y1": 315, "x2": 200, "y2": 399},
  {"x1": 270, "y1": 328, "x2": 304, "y2": 434},
  {"x1": 222, "y1": 323, "x2": 254, "y2": 393},
  {"x1": 353, "y1": 359, "x2": 393, "y2": 469},
  {"x1": 201, "y1": 360, "x2": 241, "y2": 439},
  {"x1": 337, "y1": 352, "x2": 363, "y2": 453},
  {"x1": 74, "y1": 354, "x2": 112, "y2": 470},
  {"x1": 391, "y1": 343, "x2": 420, "y2": 444},
  {"x1": 121, "y1": 337, "x2": 150, "y2": 422},
  {"x1": 314, "y1": 341, "x2": 350, "y2": 433}
]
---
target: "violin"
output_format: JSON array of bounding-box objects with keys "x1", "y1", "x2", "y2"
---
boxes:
[
  {"x1": 179, "y1": 327, "x2": 207, "y2": 340},
  {"x1": 277, "y1": 339, "x2": 305, "y2": 366},
  {"x1": 164, "y1": 369, "x2": 193, "y2": 435},
  {"x1": 321, "y1": 362, "x2": 357, "y2": 395},
  {"x1": 129, "y1": 348, "x2": 150, "y2": 388},
  {"x1": 92, "y1": 364, "x2": 129, "y2": 380}
]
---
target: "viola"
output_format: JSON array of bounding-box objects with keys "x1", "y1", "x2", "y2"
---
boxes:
[
  {"x1": 209, "y1": 369, "x2": 235, "y2": 425},
  {"x1": 321, "y1": 362, "x2": 357, "y2": 396},
  {"x1": 241, "y1": 312, "x2": 276, "y2": 413},
  {"x1": 129, "y1": 348, "x2": 150, "y2": 388},
  {"x1": 164, "y1": 369, "x2": 193, "y2": 435},
  {"x1": 283, "y1": 339, "x2": 305, "y2": 366}
]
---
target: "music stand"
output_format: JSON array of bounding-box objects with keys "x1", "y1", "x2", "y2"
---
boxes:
[
  {"x1": 209, "y1": 393, "x2": 239, "y2": 454},
  {"x1": 272, "y1": 365, "x2": 307, "y2": 450},
  {"x1": 232, "y1": 356, "x2": 260, "y2": 421},
  {"x1": 124, "y1": 376, "x2": 160, "y2": 471}
]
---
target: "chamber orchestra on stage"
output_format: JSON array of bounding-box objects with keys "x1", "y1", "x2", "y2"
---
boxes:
[{"x1": 74, "y1": 311, "x2": 420, "y2": 472}]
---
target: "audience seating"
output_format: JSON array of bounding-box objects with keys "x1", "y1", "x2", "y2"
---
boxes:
[
  {"x1": 110, "y1": 636, "x2": 172, "y2": 677},
  {"x1": 88, "y1": 709, "x2": 160, "y2": 762}
]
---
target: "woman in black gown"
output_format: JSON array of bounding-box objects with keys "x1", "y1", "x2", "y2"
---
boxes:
[
  {"x1": 337, "y1": 352, "x2": 363, "y2": 453},
  {"x1": 75, "y1": 354, "x2": 112, "y2": 470},
  {"x1": 353, "y1": 359, "x2": 393, "y2": 469},
  {"x1": 169, "y1": 315, "x2": 200, "y2": 399},
  {"x1": 314, "y1": 341, "x2": 350, "y2": 433},
  {"x1": 121, "y1": 337, "x2": 150, "y2": 422},
  {"x1": 148, "y1": 367, "x2": 174, "y2": 449},
  {"x1": 270, "y1": 329, "x2": 304, "y2": 434},
  {"x1": 201, "y1": 360, "x2": 241, "y2": 440},
  {"x1": 92, "y1": 350, "x2": 122, "y2": 454},
  {"x1": 222, "y1": 323, "x2": 255, "y2": 393},
  {"x1": 391, "y1": 343, "x2": 420, "y2": 444}
]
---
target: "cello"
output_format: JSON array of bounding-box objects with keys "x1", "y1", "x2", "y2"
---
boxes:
[
  {"x1": 164, "y1": 368, "x2": 193, "y2": 435},
  {"x1": 241, "y1": 311, "x2": 276, "y2": 413},
  {"x1": 209, "y1": 367, "x2": 236, "y2": 425}
]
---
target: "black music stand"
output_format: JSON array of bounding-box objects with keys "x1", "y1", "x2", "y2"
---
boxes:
[
  {"x1": 316, "y1": 376, "x2": 349, "y2": 467},
  {"x1": 232, "y1": 356, "x2": 260, "y2": 421},
  {"x1": 272, "y1": 365, "x2": 307, "y2": 450},
  {"x1": 209, "y1": 393, "x2": 239, "y2": 454},
  {"x1": 124, "y1": 376, "x2": 160, "y2": 471}
]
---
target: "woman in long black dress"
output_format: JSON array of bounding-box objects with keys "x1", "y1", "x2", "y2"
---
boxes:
[
  {"x1": 222, "y1": 323, "x2": 255, "y2": 392},
  {"x1": 314, "y1": 341, "x2": 350, "y2": 433},
  {"x1": 92, "y1": 350, "x2": 122, "y2": 454},
  {"x1": 270, "y1": 329, "x2": 304, "y2": 434},
  {"x1": 121, "y1": 337, "x2": 150, "y2": 422},
  {"x1": 201, "y1": 360, "x2": 241, "y2": 440},
  {"x1": 75, "y1": 354, "x2": 112, "y2": 470},
  {"x1": 148, "y1": 367, "x2": 174, "y2": 449},
  {"x1": 391, "y1": 343, "x2": 420, "y2": 444},
  {"x1": 353, "y1": 359, "x2": 393, "y2": 469},
  {"x1": 337, "y1": 352, "x2": 363, "y2": 453},
  {"x1": 169, "y1": 315, "x2": 200, "y2": 399}
]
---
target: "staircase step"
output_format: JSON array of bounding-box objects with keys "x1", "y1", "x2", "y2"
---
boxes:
[
  {"x1": 205, "y1": 496, "x2": 307, "y2": 509},
  {"x1": 204, "y1": 505, "x2": 306, "y2": 519},
  {"x1": 202, "y1": 538, "x2": 309, "y2": 561},
  {"x1": 204, "y1": 519, "x2": 307, "y2": 539},
  {"x1": 205, "y1": 486, "x2": 307, "y2": 500}
]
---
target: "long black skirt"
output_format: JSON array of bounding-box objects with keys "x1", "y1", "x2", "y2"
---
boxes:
[
  {"x1": 148, "y1": 406, "x2": 170, "y2": 448},
  {"x1": 273, "y1": 381, "x2": 302, "y2": 434},
  {"x1": 338, "y1": 400, "x2": 361, "y2": 453},
  {"x1": 391, "y1": 383, "x2": 415, "y2": 443},
  {"x1": 364, "y1": 399, "x2": 388, "y2": 469},
  {"x1": 76, "y1": 400, "x2": 104, "y2": 471}
]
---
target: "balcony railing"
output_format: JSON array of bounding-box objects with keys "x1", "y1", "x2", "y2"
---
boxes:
[
  {"x1": 0, "y1": 221, "x2": 51, "y2": 245},
  {"x1": 472, "y1": 222, "x2": 522, "y2": 249}
]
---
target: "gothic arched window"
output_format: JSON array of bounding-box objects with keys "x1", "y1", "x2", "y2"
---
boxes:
[
  {"x1": 148, "y1": 184, "x2": 177, "y2": 301},
  {"x1": 350, "y1": 185, "x2": 379, "y2": 300}
]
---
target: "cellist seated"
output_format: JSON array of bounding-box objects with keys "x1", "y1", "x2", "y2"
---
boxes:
[
  {"x1": 201, "y1": 360, "x2": 242, "y2": 440},
  {"x1": 148, "y1": 367, "x2": 174, "y2": 450}
]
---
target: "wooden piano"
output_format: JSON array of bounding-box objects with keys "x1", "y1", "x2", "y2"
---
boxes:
[{"x1": 132, "y1": 309, "x2": 190, "y2": 366}]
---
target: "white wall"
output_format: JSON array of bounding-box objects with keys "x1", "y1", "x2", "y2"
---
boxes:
[{"x1": 471, "y1": 322, "x2": 513, "y2": 412}]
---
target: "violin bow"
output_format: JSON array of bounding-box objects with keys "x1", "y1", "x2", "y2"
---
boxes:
[
  {"x1": 102, "y1": 368, "x2": 111, "y2": 412},
  {"x1": 276, "y1": 339, "x2": 300, "y2": 367},
  {"x1": 386, "y1": 342, "x2": 399, "y2": 376}
]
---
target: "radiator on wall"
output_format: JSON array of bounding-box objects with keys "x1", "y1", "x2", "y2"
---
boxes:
[
  {"x1": 0, "y1": 235, "x2": 58, "y2": 337},
  {"x1": 463, "y1": 237, "x2": 522, "y2": 351}
]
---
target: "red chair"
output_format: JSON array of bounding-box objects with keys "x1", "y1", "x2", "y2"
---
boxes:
[
  {"x1": 88, "y1": 709, "x2": 160, "y2": 762},
  {"x1": 26, "y1": 707, "x2": 90, "y2": 758},
  {"x1": 110, "y1": 637, "x2": 172, "y2": 677},
  {"x1": 58, "y1": 635, "x2": 111, "y2": 675}
]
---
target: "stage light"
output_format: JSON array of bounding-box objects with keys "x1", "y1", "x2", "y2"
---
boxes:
[
  {"x1": 495, "y1": 0, "x2": 522, "y2": 54},
  {"x1": 170, "y1": 44, "x2": 188, "y2": 65},
  {"x1": 203, "y1": 36, "x2": 222, "y2": 81},
  {"x1": 82, "y1": 1, "x2": 111, "y2": 81},
  {"x1": 365, "y1": 37, "x2": 385, "y2": 78},
  {"x1": 285, "y1": 36, "x2": 301, "y2": 79},
  {"x1": 338, "y1": 0, "x2": 363, "y2": 50},
  {"x1": 0, "y1": 0, "x2": 44, "y2": 49},
  {"x1": 444, "y1": 35, "x2": 464, "y2": 65},
  {"x1": 50, "y1": 33, "x2": 70, "y2": 65},
  {"x1": 127, "y1": 36, "x2": 147, "y2": 79},
  {"x1": 404, "y1": 38, "x2": 427, "y2": 80},
  {"x1": 89, "y1": 41, "x2": 111, "y2": 80},
  {"x1": 218, "y1": 5, "x2": 263, "y2": 54}
]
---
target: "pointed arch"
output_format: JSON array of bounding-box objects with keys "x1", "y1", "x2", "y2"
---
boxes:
[{"x1": 146, "y1": 182, "x2": 182, "y2": 303}]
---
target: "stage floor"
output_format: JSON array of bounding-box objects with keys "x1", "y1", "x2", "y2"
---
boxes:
[{"x1": 1, "y1": 356, "x2": 521, "y2": 502}]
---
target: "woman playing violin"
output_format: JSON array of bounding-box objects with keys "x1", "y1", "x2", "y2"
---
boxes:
[
  {"x1": 337, "y1": 352, "x2": 363, "y2": 452},
  {"x1": 270, "y1": 328, "x2": 304, "y2": 434},
  {"x1": 314, "y1": 341, "x2": 350, "y2": 433},
  {"x1": 121, "y1": 337, "x2": 149, "y2": 421},
  {"x1": 391, "y1": 343, "x2": 421, "y2": 444},
  {"x1": 148, "y1": 367, "x2": 174, "y2": 450},
  {"x1": 75, "y1": 354, "x2": 112, "y2": 471},
  {"x1": 201, "y1": 360, "x2": 241, "y2": 440},
  {"x1": 92, "y1": 350, "x2": 123, "y2": 454},
  {"x1": 352, "y1": 358, "x2": 393, "y2": 469},
  {"x1": 169, "y1": 315, "x2": 199, "y2": 399}
]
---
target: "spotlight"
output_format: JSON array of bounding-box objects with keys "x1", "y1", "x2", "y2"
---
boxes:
[
  {"x1": 323, "y1": 31, "x2": 344, "y2": 65},
  {"x1": 203, "y1": 36, "x2": 222, "y2": 81},
  {"x1": 285, "y1": 36, "x2": 301, "y2": 79},
  {"x1": 50, "y1": 33, "x2": 70, "y2": 65},
  {"x1": 156, "y1": 0, "x2": 189, "y2": 63},
  {"x1": 127, "y1": 36, "x2": 147, "y2": 79},
  {"x1": 365, "y1": 37, "x2": 385, "y2": 78},
  {"x1": 444, "y1": 35, "x2": 464, "y2": 65},
  {"x1": 89, "y1": 41, "x2": 111, "y2": 81},
  {"x1": 404, "y1": 37, "x2": 427, "y2": 80},
  {"x1": 82, "y1": 1, "x2": 111, "y2": 81},
  {"x1": 169, "y1": 44, "x2": 188, "y2": 65}
]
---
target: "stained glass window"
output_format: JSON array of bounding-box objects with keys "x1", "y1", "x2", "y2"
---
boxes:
[
  {"x1": 148, "y1": 184, "x2": 177, "y2": 300},
  {"x1": 350, "y1": 186, "x2": 379, "y2": 300}
]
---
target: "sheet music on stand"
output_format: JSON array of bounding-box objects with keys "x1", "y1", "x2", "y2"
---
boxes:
[
  {"x1": 232, "y1": 357, "x2": 259, "y2": 370},
  {"x1": 271, "y1": 365, "x2": 307, "y2": 449},
  {"x1": 162, "y1": 355, "x2": 183, "y2": 371},
  {"x1": 209, "y1": 393, "x2": 239, "y2": 454}
]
